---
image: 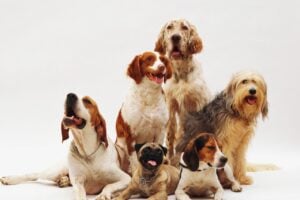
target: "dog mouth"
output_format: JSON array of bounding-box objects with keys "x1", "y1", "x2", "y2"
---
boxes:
[
  {"x1": 245, "y1": 95, "x2": 257, "y2": 105},
  {"x1": 170, "y1": 46, "x2": 183, "y2": 59},
  {"x1": 147, "y1": 160, "x2": 158, "y2": 167},
  {"x1": 63, "y1": 111, "x2": 86, "y2": 129},
  {"x1": 146, "y1": 72, "x2": 165, "y2": 84}
]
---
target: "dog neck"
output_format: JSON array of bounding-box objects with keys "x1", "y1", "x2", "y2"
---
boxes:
[
  {"x1": 70, "y1": 124, "x2": 102, "y2": 158},
  {"x1": 169, "y1": 56, "x2": 196, "y2": 82},
  {"x1": 139, "y1": 164, "x2": 161, "y2": 183}
]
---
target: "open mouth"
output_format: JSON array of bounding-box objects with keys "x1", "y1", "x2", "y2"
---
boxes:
[
  {"x1": 171, "y1": 46, "x2": 183, "y2": 59},
  {"x1": 245, "y1": 95, "x2": 257, "y2": 105},
  {"x1": 147, "y1": 72, "x2": 165, "y2": 84},
  {"x1": 64, "y1": 110, "x2": 86, "y2": 129},
  {"x1": 147, "y1": 160, "x2": 158, "y2": 167}
]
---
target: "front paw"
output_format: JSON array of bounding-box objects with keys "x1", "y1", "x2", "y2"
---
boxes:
[
  {"x1": 239, "y1": 175, "x2": 253, "y2": 185},
  {"x1": 231, "y1": 182, "x2": 242, "y2": 192},
  {"x1": 95, "y1": 192, "x2": 112, "y2": 200},
  {"x1": 57, "y1": 175, "x2": 71, "y2": 188},
  {"x1": 0, "y1": 176, "x2": 16, "y2": 185}
]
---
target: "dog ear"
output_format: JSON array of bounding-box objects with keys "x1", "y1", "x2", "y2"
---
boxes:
[
  {"x1": 95, "y1": 116, "x2": 108, "y2": 147},
  {"x1": 159, "y1": 56, "x2": 173, "y2": 82},
  {"x1": 159, "y1": 144, "x2": 168, "y2": 156},
  {"x1": 183, "y1": 144, "x2": 199, "y2": 171},
  {"x1": 135, "y1": 143, "x2": 145, "y2": 153},
  {"x1": 127, "y1": 55, "x2": 143, "y2": 84},
  {"x1": 154, "y1": 25, "x2": 166, "y2": 55},
  {"x1": 261, "y1": 97, "x2": 269, "y2": 119},
  {"x1": 188, "y1": 24, "x2": 203, "y2": 54},
  {"x1": 61, "y1": 122, "x2": 69, "y2": 143}
]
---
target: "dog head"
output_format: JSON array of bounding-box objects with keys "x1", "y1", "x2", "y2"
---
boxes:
[
  {"x1": 135, "y1": 143, "x2": 167, "y2": 171},
  {"x1": 225, "y1": 71, "x2": 268, "y2": 120},
  {"x1": 182, "y1": 133, "x2": 227, "y2": 171},
  {"x1": 61, "y1": 93, "x2": 108, "y2": 147},
  {"x1": 127, "y1": 51, "x2": 172, "y2": 84},
  {"x1": 155, "y1": 19, "x2": 202, "y2": 59}
]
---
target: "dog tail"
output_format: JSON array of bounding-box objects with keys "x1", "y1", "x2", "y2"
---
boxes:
[{"x1": 247, "y1": 163, "x2": 280, "y2": 172}]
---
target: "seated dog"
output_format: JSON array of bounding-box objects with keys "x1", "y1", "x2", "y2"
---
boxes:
[
  {"x1": 115, "y1": 143, "x2": 179, "y2": 200},
  {"x1": 175, "y1": 133, "x2": 242, "y2": 200}
]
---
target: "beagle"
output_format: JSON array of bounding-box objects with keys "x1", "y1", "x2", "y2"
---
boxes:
[{"x1": 175, "y1": 133, "x2": 242, "y2": 200}]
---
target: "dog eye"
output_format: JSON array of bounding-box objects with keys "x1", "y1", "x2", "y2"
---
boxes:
[
  {"x1": 242, "y1": 79, "x2": 248, "y2": 84},
  {"x1": 206, "y1": 146, "x2": 216, "y2": 150},
  {"x1": 182, "y1": 25, "x2": 189, "y2": 30},
  {"x1": 167, "y1": 25, "x2": 173, "y2": 30}
]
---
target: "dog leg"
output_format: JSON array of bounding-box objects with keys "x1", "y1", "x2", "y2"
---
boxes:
[
  {"x1": 96, "y1": 172, "x2": 130, "y2": 200},
  {"x1": 175, "y1": 179, "x2": 191, "y2": 200},
  {"x1": 223, "y1": 164, "x2": 242, "y2": 192},
  {"x1": 147, "y1": 191, "x2": 168, "y2": 200},
  {"x1": 71, "y1": 176, "x2": 87, "y2": 200},
  {"x1": 0, "y1": 164, "x2": 69, "y2": 187},
  {"x1": 114, "y1": 181, "x2": 139, "y2": 200},
  {"x1": 213, "y1": 185, "x2": 224, "y2": 200},
  {"x1": 166, "y1": 100, "x2": 177, "y2": 160}
]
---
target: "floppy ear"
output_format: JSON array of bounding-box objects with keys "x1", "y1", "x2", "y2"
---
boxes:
[
  {"x1": 154, "y1": 25, "x2": 166, "y2": 55},
  {"x1": 127, "y1": 55, "x2": 142, "y2": 84},
  {"x1": 159, "y1": 56, "x2": 173, "y2": 82},
  {"x1": 61, "y1": 122, "x2": 69, "y2": 143},
  {"x1": 188, "y1": 24, "x2": 203, "y2": 54},
  {"x1": 95, "y1": 113, "x2": 108, "y2": 147},
  {"x1": 183, "y1": 144, "x2": 199, "y2": 171},
  {"x1": 135, "y1": 143, "x2": 145, "y2": 153},
  {"x1": 159, "y1": 144, "x2": 168, "y2": 156},
  {"x1": 261, "y1": 97, "x2": 269, "y2": 119}
]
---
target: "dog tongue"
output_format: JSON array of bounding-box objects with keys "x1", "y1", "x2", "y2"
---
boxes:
[
  {"x1": 147, "y1": 160, "x2": 157, "y2": 166},
  {"x1": 154, "y1": 76, "x2": 164, "y2": 84},
  {"x1": 73, "y1": 117, "x2": 83, "y2": 125},
  {"x1": 171, "y1": 51, "x2": 181, "y2": 58},
  {"x1": 247, "y1": 97, "x2": 257, "y2": 105}
]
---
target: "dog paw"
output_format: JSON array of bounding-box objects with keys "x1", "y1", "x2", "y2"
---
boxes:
[
  {"x1": 231, "y1": 183, "x2": 242, "y2": 192},
  {"x1": 95, "y1": 192, "x2": 112, "y2": 200},
  {"x1": 239, "y1": 175, "x2": 253, "y2": 185},
  {"x1": 57, "y1": 175, "x2": 71, "y2": 188},
  {"x1": 0, "y1": 177, "x2": 15, "y2": 185}
]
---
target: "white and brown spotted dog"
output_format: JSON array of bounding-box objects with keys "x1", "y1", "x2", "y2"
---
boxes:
[
  {"x1": 175, "y1": 133, "x2": 241, "y2": 200},
  {"x1": 155, "y1": 19, "x2": 211, "y2": 161},
  {"x1": 0, "y1": 93, "x2": 130, "y2": 200},
  {"x1": 115, "y1": 51, "x2": 172, "y2": 174}
]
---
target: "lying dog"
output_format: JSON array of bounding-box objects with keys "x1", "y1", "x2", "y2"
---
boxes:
[
  {"x1": 0, "y1": 93, "x2": 130, "y2": 200},
  {"x1": 115, "y1": 143, "x2": 179, "y2": 200},
  {"x1": 115, "y1": 51, "x2": 172, "y2": 174},
  {"x1": 175, "y1": 133, "x2": 242, "y2": 200},
  {"x1": 178, "y1": 71, "x2": 269, "y2": 185}
]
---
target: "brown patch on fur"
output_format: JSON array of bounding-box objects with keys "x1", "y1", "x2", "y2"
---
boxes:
[
  {"x1": 61, "y1": 122, "x2": 69, "y2": 142},
  {"x1": 154, "y1": 24, "x2": 166, "y2": 55},
  {"x1": 127, "y1": 55, "x2": 143, "y2": 84},
  {"x1": 183, "y1": 92, "x2": 201, "y2": 113},
  {"x1": 188, "y1": 24, "x2": 203, "y2": 54},
  {"x1": 82, "y1": 96, "x2": 108, "y2": 147},
  {"x1": 217, "y1": 169, "x2": 234, "y2": 189},
  {"x1": 197, "y1": 137, "x2": 216, "y2": 164},
  {"x1": 159, "y1": 55, "x2": 173, "y2": 82},
  {"x1": 116, "y1": 110, "x2": 134, "y2": 154}
]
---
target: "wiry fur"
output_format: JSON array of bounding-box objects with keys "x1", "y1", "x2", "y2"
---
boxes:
[
  {"x1": 155, "y1": 19, "x2": 211, "y2": 161},
  {"x1": 177, "y1": 71, "x2": 269, "y2": 185}
]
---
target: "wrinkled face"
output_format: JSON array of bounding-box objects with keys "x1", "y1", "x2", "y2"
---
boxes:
[
  {"x1": 127, "y1": 51, "x2": 172, "y2": 84},
  {"x1": 183, "y1": 133, "x2": 227, "y2": 171},
  {"x1": 155, "y1": 19, "x2": 202, "y2": 59},
  {"x1": 227, "y1": 72, "x2": 268, "y2": 119},
  {"x1": 135, "y1": 143, "x2": 167, "y2": 171},
  {"x1": 61, "y1": 93, "x2": 107, "y2": 145}
]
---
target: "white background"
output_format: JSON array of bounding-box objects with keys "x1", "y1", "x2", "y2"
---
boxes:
[{"x1": 0, "y1": 0, "x2": 300, "y2": 199}]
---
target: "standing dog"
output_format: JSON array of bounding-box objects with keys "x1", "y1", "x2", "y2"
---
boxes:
[
  {"x1": 0, "y1": 93, "x2": 130, "y2": 200},
  {"x1": 155, "y1": 19, "x2": 211, "y2": 160},
  {"x1": 178, "y1": 71, "x2": 269, "y2": 185},
  {"x1": 175, "y1": 133, "x2": 242, "y2": 200},
  {"x1": 116, "y1": 143, "x2": 179, "y2": 200},
  {"x1": 115, "y1": 51, "x2": 172, "y2": 174}
]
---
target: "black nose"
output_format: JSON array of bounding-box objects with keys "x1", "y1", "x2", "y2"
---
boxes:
[
  {"x1": 220, "y1": 156, "x2": 228, "y2": 164},
  {"x1": 66, "y1": 93, "x2": 78, "y2": 108},
  {"x1": 171, "y1": 34, "x2": 181, "y2": 43},
  {"x1": 158, "y1": 65, "x2": 165, "y2": 72},
  {"x1": 249, "y1": 88, "x2": 256, "y2": 95}
]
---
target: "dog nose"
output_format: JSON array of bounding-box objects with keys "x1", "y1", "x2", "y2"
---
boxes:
[
  {"x1": 67, "y1": 93, "x2": 77, "y2": 100},
  {"x1": 220, "y1": 156, "x2": 228, "y2": 164},
  {"x1": 66, "y1": 93, "x2": 78, "y2": 106},
  {"x1": 171, "y1": 34, "x2": 181, "y2": 43},
  {"x1": 158, "y1": 64, "x2": 165, "y2": 72},
  {"x1": 249, "y1": 88, "x2": 256, "y2": 95}
]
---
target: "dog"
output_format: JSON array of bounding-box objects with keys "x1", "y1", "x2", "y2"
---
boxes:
[
  {"x1": 155, "y1": 19, "x2": 211, "y2": 161},
  {"x1": 175, "y1": 133, "x2": 242, "y2": 200},
  {"x1": 177, "y1": 71, "x2": 269, "y2": 185},
  {"x1": 115, "y1": 143, "x2": 179, "y2": 200},
  {"x1": 115, "y1": 51, "x2": 172, "y2": 174},
  {"x1": 0, "y1": 93, "x2": 131, "y2": 200}
]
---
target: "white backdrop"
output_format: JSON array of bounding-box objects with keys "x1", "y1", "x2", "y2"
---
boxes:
[{"x1": 1, "y1": 0, "x2": 300, "y2": 199}]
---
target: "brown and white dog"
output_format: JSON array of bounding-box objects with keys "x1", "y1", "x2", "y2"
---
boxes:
[
  {"x1": 0, "y1": 93, "x2": 130, "y2": 200},
  {"x1": 175, "y1": 133, "x2": 241, "y2": 200},
  {"x1": 115, "y1": 51, "x2": 172, "y2": 174},
  {"x1": 155, "y1": 19, "x2": 211, "y2": 161}
]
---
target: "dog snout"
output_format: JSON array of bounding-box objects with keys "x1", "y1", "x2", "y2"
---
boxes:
[
  {"x1": 249, "y1": 88, "x2": 256, "y2": 95},
  {"x1": 171, "y1": 34, "x2": 181, "y2": 43},
  {"x1": 65, "y1": 93, "x2": 78, "y2": 115},
  {"x1": 219, "y1": 156, "x2": 228, "y2": 164},
  {"x1": 158, "y1": 64, "x2": 165, "y2": 72}
]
